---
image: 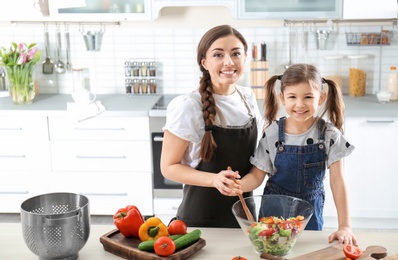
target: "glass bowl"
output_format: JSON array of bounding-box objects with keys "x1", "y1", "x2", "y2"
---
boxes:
[
  {"x1": 232, "y1": 195, "x2": 313, "y2": 256},
  {"x1": 376, "y1": 91, "x2": 392, "y2": 104}
]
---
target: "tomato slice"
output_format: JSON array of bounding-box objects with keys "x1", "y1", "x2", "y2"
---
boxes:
[{"x1": 343, "y1": 244, "x2": 363, "y2": 259}]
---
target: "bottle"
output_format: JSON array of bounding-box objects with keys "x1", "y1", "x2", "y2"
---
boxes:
[{"x1": 387, "y1": 66, "x2": 398, "y2": 101}]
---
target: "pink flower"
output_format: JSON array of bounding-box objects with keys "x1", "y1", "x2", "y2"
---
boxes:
[{"x1": 28, "y1": 47, "x2": 38, "y2": 60}]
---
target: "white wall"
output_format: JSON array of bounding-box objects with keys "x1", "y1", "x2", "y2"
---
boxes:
[{"x1": 0, "y1": 6, "x2": 397, "y2": 95}]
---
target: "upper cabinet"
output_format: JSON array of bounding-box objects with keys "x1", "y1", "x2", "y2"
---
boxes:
[
  {"x1": 343, "y1": 0, "x2": 397, "y2": 19},
  {"x1": 152, "y1": 0, "x2": 238, "y2": 19},
  {"x1": 238, "y1": 0, "x2": 343, "y2": 19},
  {"x1": 48, "y1": 0, "x2": 152, "y2": 21}
]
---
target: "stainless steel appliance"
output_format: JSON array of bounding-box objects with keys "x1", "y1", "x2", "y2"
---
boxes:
[{"x1": 150, "y1": 95, "x2": 183, "y2": 199}]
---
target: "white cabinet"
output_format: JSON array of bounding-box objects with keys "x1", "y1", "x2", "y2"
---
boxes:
[
  {"x1": 343, "y1": 0, "x2": 397, "y2": 19},
  {"x1": 153, "y1": 198, "x2": 182, "y2": 224},
  {"x1": 340, "y1": 116, "x2": 398, "y2": 229},
  {"x1": 47, "y1": 115, "x2": 154, "y2": 216},
  {"x1": 152, "y1": 0, "x2": 237, "y2": 19},
  {"x1": 48, "y1": 0, "x2": 152, "y2": 21},
  {"x1": 238, "y1": 0, "x2": 342, "y2": 19},
  {"x1": 0, "y1": 116, "x2": 51, "y2": 212}
]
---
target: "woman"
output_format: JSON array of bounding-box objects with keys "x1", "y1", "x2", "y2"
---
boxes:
[{"x1": 160, "y1": 25, "x2": 263, "y2": 228}]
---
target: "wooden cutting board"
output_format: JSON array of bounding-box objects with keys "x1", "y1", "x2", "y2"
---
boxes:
[
  {"x1": 261, "y1": 244, "x2": 388, "y2": 260},
  {"x1": 100, "y1": 229, "x2": 206, "y2": 260}
]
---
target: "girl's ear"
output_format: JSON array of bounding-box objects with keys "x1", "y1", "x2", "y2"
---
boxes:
[
  {"x1": 318, "y1": 91, "x2": 326, "y2": 106},
  {"x1": 280, "y1": 91, "x2": 286, "y2": 105}
]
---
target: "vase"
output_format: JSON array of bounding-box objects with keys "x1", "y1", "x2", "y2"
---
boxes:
[{"x1": 4, "y1": 66, "x2": 35, "y2": 105}]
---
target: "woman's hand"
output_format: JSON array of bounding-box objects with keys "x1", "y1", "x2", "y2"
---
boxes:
[
  {"x1": 213, "y1": 168, "x2": 241, "y2": 196},
  {"x1": 328, "y1": 227, "x2": 358, "y2": 246}
]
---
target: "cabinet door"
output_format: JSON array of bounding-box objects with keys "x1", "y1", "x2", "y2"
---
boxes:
[
  {"x1": 343, "y1": 0, "x2": 397, "y2": 19},
  {"x1": 48, "y1": 0, "x2": 152, "y2": 20},
  {"x1": 50, "y1": 140, "x2": 151, "y2": 172},
  {"x1": 0, "y1": 116, "x2": 49, "y2": 141},
  {"x1": 344, "y1": 117, "x2": 398, "y2": 224},
  {"x1": 41, "y1": 171, "x2": 153, "y2": 215},
  {"x1": 238, "y1": 0, "x2": 342, "y2": 19}
]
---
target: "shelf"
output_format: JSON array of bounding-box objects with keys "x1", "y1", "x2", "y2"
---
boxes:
[{"x1": 345, "y1": 31, "x2": 392, "y2": 46}]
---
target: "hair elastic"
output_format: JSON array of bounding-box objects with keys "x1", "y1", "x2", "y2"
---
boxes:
[
  {"x1": 204, "y1": 125, "x2": 212, "y2": 132},
  {"x1": 277, "y1": 75, "x2": 283, "y2": 80},
  {"x1": 322, "y1": 78, "x2": 327, "y2": 84}
]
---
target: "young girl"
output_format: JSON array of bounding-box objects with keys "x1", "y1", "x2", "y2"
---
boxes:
[{"x1": 236, "y1": 64, "x2": 358, "y2": 245}]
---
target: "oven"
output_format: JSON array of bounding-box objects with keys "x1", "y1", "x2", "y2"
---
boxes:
[{"x1": 149, "y1": 95, "x2": 183, "y2": 199}]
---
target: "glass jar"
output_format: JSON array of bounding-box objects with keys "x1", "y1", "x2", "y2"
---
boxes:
[
  {"x1": 125, "y1": 79, "x2": 132, "y2": 94},
  {"x1": 141, "y1": 62, "x2": 148, "y2": 77},
  {"x1": 149, "y1": 79, "x2": 157, "y2": 94},
  {"x1": 141, "y1": 79, "x2": 148, "y2": 94},
  {"x1": 131, "y1": 62, "x2": 140, "y2": 77},
  {"x1": 133, "y1": 79, "x2": 140, "y2": 94},
  {"x1": 148, "y1": 62, "x2": 156, "y2": 77},
  {"x1": 324, "y1": 55, "x2": 345, "y2": 93},
  {"x1": 348, "y1": 55, "x2": 369, "y2": 97}
]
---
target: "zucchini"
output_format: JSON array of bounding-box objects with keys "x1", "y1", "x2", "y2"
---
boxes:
[
  {"x1": 138, "y1": 234, "x2": 183, "y2": 251},
  {"x1": 174, "y1": 229, "x2": 201, "y2": 250}
]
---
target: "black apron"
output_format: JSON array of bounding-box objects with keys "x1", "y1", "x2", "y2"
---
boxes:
[{"x1": 176, "y1": 90, "x2": 258, "y2": 228}]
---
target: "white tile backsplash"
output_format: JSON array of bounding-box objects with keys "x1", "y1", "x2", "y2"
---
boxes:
[{"x1": 1, "y1": 10, "x2": 397, "y2": 97}]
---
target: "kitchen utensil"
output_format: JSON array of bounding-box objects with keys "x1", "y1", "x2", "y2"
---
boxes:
[
  {"x1": 82, "y1": 30, "x2": 104, "y2": 51},
  {"x1": 261, "y1": 244, "x2": 387, "y2": 259},
  {"x1": 42, "y1": 29, "x2": 54, "y2": 74},
  {"x1": 228, "y1": 166, "x2": 255, "y2": 223},
  {"x1": 100, "y1": 229, "x2": 206, "y2": 259},
  {"x1": 0, "y1": 67, "x2": 7, "y2": 91},
  {"x1": 285, "y1": 28, "x2": 295, "y2": 69},
  {"x1": 260, "y1": 41, "x2": 267, "y2": 61},
  {"x1": 54, "y1": 28, "x2": 66, "y2": 73},
  {"x1": 315, "y1": 29, "x2": 330, "y2": 50},
  {"x1": 65, "y1": 29, "x2": 72, "y2": 71},
  {"x1": 232, "y1": 195, "x2": 313, "y2": 256},
  {"x1": 20, "y1": 192, "x2": 90, "y2": 260}
]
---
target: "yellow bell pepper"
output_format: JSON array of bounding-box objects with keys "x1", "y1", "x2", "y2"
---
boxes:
[{"x1": 138, "y1": 217, "x2": 169, "y2": 241}]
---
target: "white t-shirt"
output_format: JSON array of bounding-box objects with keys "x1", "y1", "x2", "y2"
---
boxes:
[
  {"x1": 164, "y1": 85, "x2": 264, "y2": 168},
  {"x1": 250, "y1": 118, "x2": 355, "y2": 176}
]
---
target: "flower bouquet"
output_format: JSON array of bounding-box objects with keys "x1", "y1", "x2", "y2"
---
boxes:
[{"x1": 0, "y1": 42, "x2": 41, "y2": 104}]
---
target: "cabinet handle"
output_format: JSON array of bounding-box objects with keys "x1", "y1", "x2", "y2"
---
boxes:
[
  {"x1": 366, "y1": 120, "x2": 395, "y2": 123},
  {"x1": 0, "y1": 191, "x2": 28, "y2": 195},
  {"x1": 0, "y1": 155, "x2": 26, "y2": 158},
  {"x1": 153, "y1": 136, "x2": 163, "y2": 142},
  {"x1": 79, "y1": 192, "x2": 128, "y2": 196},
  {"x1": 76, "y1": 155, "x2": 127, "y2": 159},
  {"x1": 74, "y1": 127, "x2": 125, "y2": 131}
]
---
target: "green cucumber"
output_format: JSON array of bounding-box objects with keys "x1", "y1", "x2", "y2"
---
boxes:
[
  {"x1": 174, "y1": 229, "x2": 201, "y2": 250},
  {"x1": 138, "y1": 234, "x2": 183, "y2": 251}
]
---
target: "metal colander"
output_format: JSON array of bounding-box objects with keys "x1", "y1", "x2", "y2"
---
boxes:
[{"x1": 20, "y1": 192, "x2": 90, "y2": 260}]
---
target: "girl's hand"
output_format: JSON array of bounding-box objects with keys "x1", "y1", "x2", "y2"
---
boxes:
[
  {"x1": 328, "y1": 227, "x2": 358, "y2": 246},
  {"x1": 213, "y1": 168, "x2": 241, "y2": 196}
]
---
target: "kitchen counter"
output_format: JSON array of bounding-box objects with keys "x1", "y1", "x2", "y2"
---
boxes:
[{"x1": 1, "y1": 223, "x2": 397, "y2": 259}]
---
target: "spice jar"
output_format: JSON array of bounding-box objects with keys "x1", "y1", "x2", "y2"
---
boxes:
[
  {"x1": 125, "y1": 79, "x2": 132, "y2": 94},
  {"x1": 141, "y1": 79, "x2": 148, "y2": 94},
  {"x1": 131, "y1": 62, "x2": 140, "y2": 77},
  {"x1": 133, "y1": 79, "x2": 140, "y2": 94},
  {"x1": 324, "y1": 55, "x2": 345, "y2": 93},
  {"x1": 148, "y1": 62, "x2": 156, "y2": 77},
  {"x1": 348, "y1": 55, "x2": 369, "y2": 97},
  {"x1": 141, "y1": 62, "x2": 148, "y2": 77},
  {"x1": 149, "y1": 79, "x2": 156, "y2": 94}
]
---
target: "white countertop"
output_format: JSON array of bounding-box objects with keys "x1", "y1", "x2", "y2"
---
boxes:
[
  {"x1": 1, "y1": 93, "x2": 398, "y2": 118},
  {"x1": 1, "y1": 223, "x2": 397, "y2": 259}
]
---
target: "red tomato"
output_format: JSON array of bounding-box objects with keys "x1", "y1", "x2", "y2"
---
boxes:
[
  {"x1": 154, "y1": 236, "x2": 176, "y2": 257},
  {"x1": 259, "y1": 228, "x2": 275, "y2": 237},
  {"x1": 343, "y1": 244, "x2": 363, "y2": 259},
  {"x1": 232, "y1": 256, "x2": 247, "y2": 260},
  {"x1": 168, "y1": 219, "x2": 187, "y2": 235}
]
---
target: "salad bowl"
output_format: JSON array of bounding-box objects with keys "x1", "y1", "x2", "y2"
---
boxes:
[{"x1": 232, "y1": 194, "x2": 313, "y2": 256}]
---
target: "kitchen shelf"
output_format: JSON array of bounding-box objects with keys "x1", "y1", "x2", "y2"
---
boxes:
[{"x1": 345, "y1": 31, "x2": 392, "y2": 46}]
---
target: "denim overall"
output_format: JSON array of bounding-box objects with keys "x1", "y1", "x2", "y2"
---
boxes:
[
  {"x1": 263, "y1": 117, "x2": 327, "y2": 230},
  {"x1": 176, "y1": 90, "x2": 257, "y2": 228}
]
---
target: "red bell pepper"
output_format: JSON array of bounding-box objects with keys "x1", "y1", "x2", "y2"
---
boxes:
[{"x1": 113, "y1": 205, "x2": 144, "y2": 238}]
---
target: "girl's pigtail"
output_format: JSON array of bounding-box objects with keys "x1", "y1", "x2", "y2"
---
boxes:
[
  {"x1": 264, "y1": 75, "x2": 280, "y2": 127},
  {"x1": 321, "y1": 78, "x2": 345, "y2": 132}
]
